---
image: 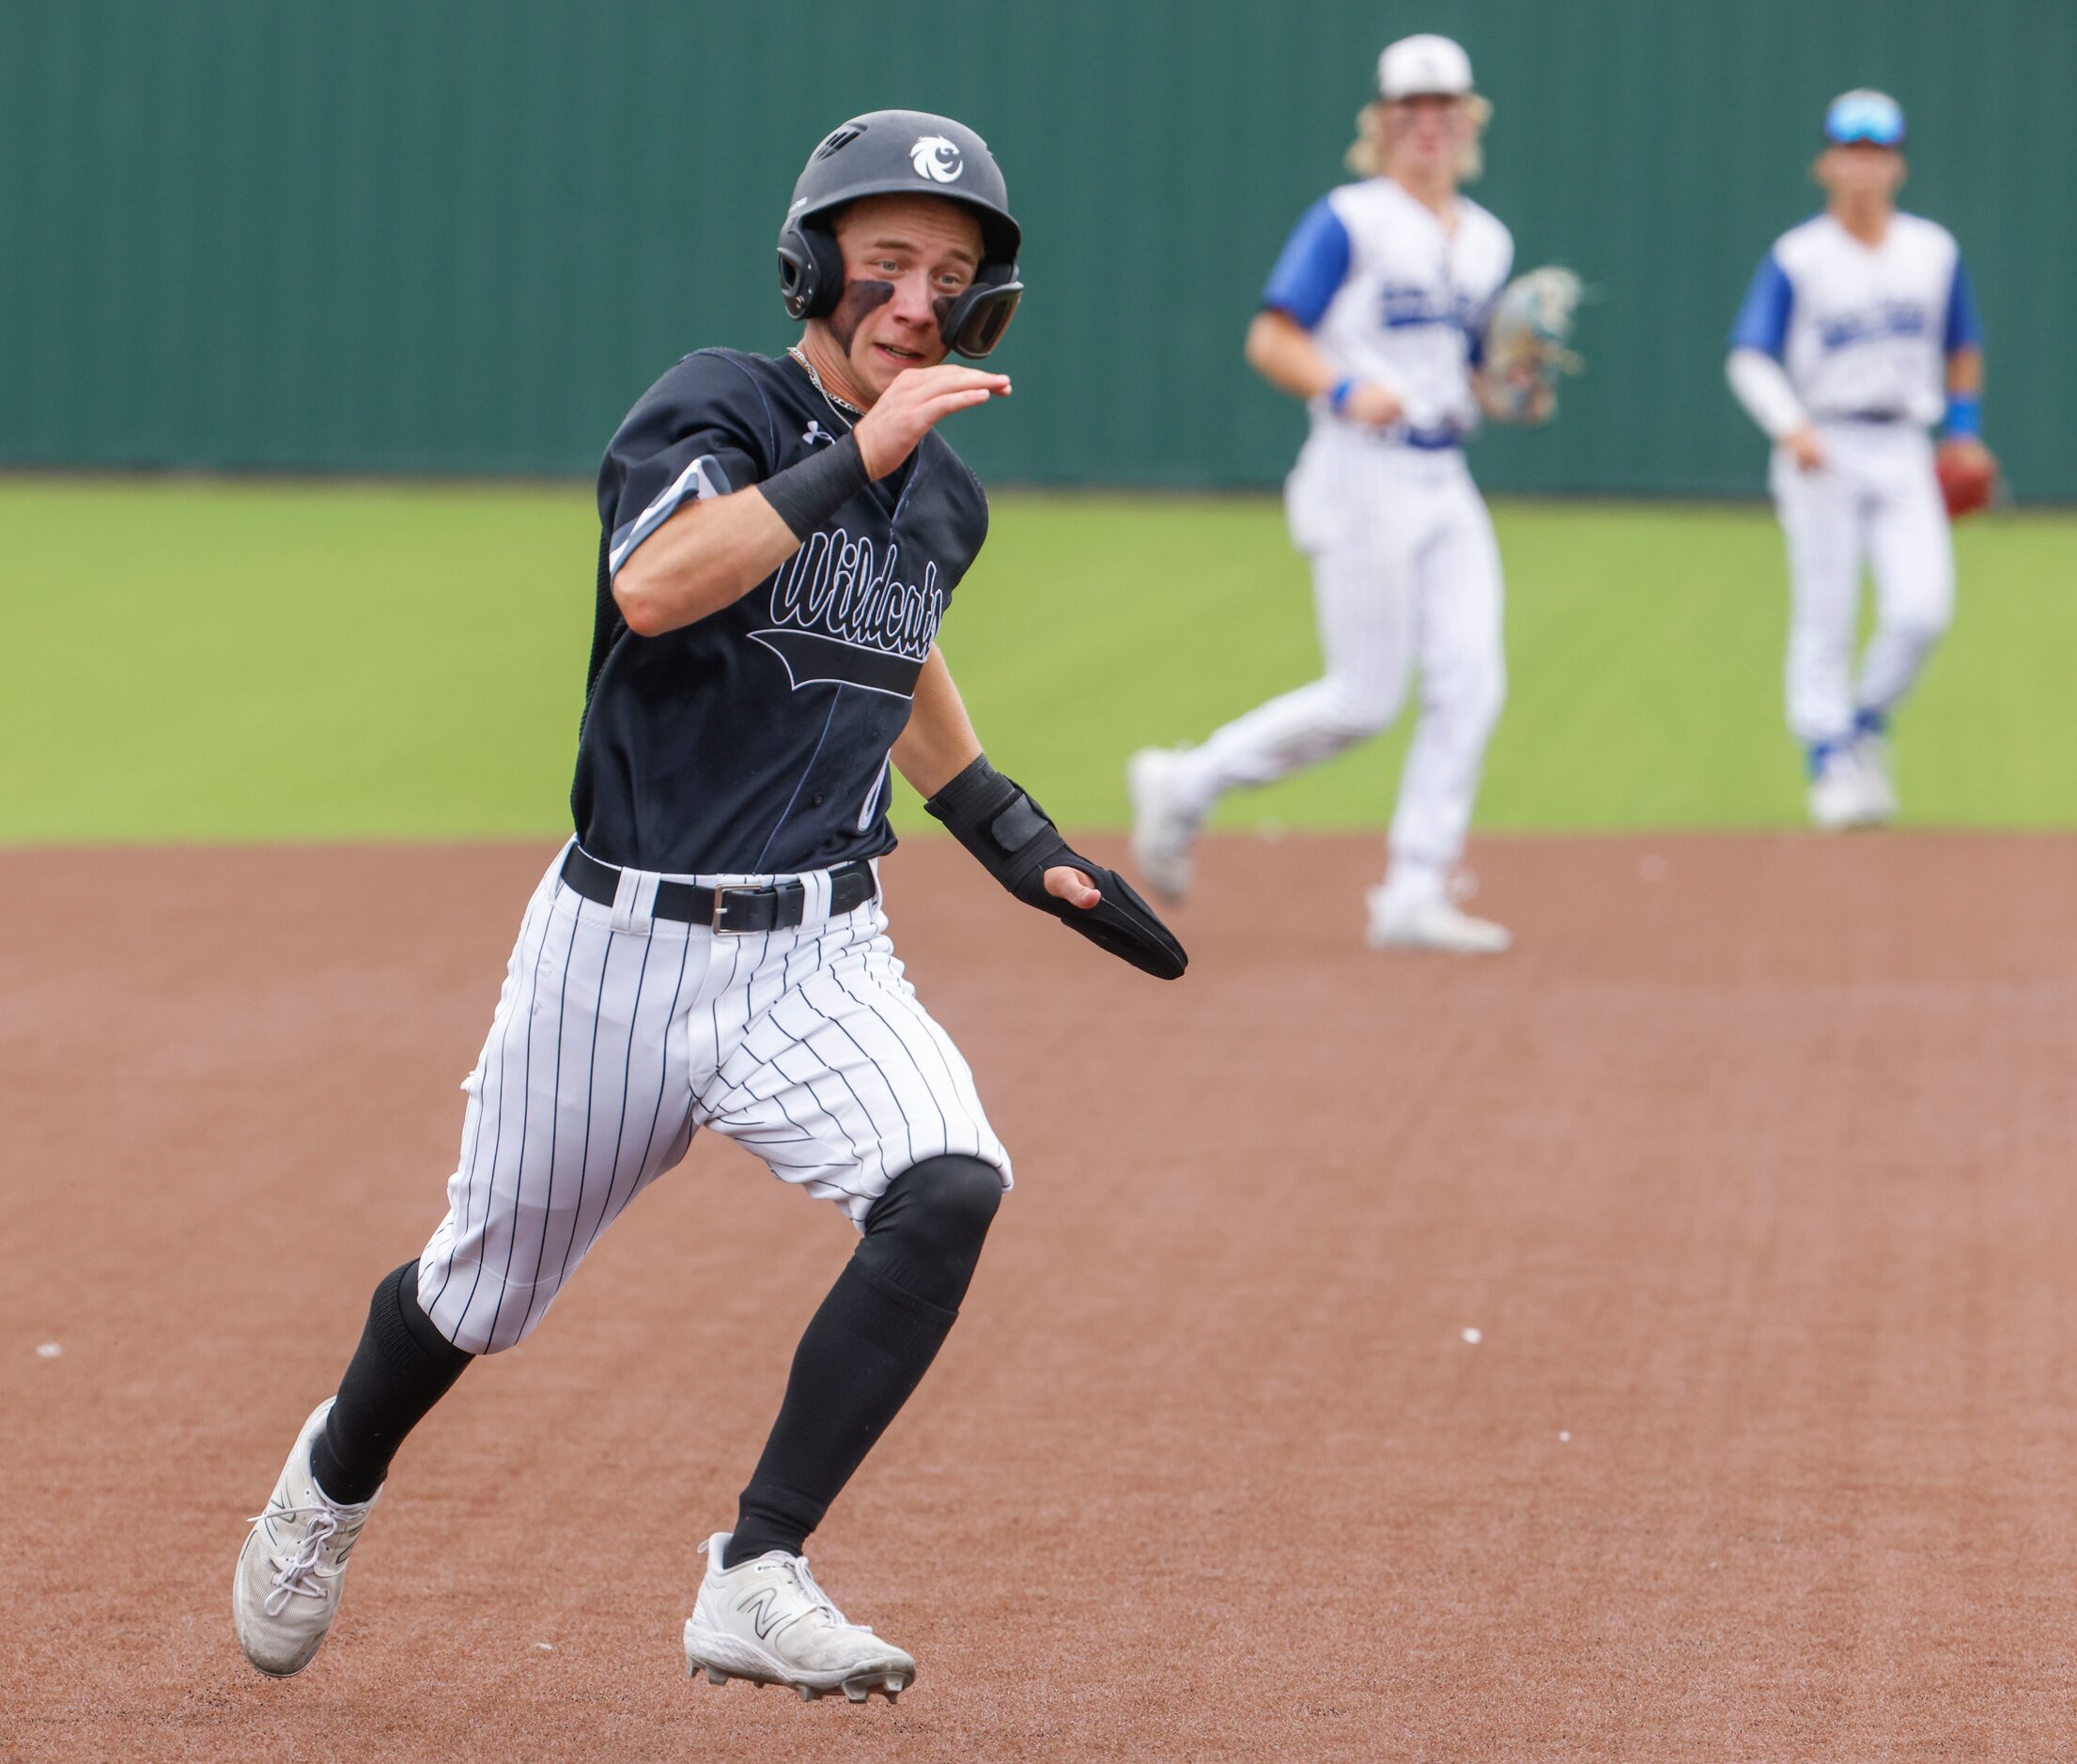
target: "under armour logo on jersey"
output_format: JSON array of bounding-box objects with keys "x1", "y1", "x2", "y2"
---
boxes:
[
  {"x1": 801, "y1": 420, "x2": 837, "y2": 448},
  {"x1": 910, "y1": 135, "x2": 964, "y2": 183}
]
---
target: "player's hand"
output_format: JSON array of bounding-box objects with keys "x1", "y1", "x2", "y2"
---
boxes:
[
  {"x1": 1343, "y1": 380, "x2": 1404, "y2": 428},
  {"x1": 1044, "y1": 865, "x2": 1100, "y2": 910},
  {"x1": 1786, "y1": 424, "x2": 1826, "y2": 472},
  {"x1": 925, "y1": 756, "x2": 1186, "y2": 978},
  {"x1": 1503, "y1": 373, "x2": 1557, "y2": 427},
  {"x1": 1935, "y1": 438, "x2": 1999, "y2": 517},
  {"x1": 855, "y1": 365, "x2": 1011, "y2": 479},
  {"x1": 1938, "y1": 437, "x2": 1995, "y2": 474}
]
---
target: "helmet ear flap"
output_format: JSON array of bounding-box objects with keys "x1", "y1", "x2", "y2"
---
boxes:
[{"x1": 777, "y1": 222, "x2": 847, "y2": 322}]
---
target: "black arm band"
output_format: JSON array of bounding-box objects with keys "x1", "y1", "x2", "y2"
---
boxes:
[
  {"x1": 756, "y1": 432, "x2": 871, "y2": 541},
  {"x1": 924, "y1": 754, "x2": 1056, "y2": 886}
]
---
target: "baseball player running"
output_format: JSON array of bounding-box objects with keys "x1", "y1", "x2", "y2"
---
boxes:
[
  {"x1": 1727, "y1": 89, "x2": 1992, "y2": 830},
  {"x1": 233, "y1": 109, "x2": 1184, "y2": 1704},
  {"x1": 1128, "y1": 34, "x2": 1567, "y2": 954}
]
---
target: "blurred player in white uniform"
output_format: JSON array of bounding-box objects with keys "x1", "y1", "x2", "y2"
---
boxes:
[
  {"x1": 1127, "y1": 35, "x2": 1552, "y2": 953},
  {"x1": 1727, "y1": 90, "x2": 1992, "y2": 829}
]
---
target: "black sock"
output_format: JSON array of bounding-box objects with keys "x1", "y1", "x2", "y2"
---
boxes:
[
  {"x1": 309, "y1": 1261, "x2": 473, "y2": 1505},
  {"x1": 724, "y1": 1155, "x2": 1001, "y2": 1568}
]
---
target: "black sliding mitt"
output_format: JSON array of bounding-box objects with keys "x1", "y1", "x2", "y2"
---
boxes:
[{"x1": 926, "y1": 755, "x2": 1187, "y2": 981}]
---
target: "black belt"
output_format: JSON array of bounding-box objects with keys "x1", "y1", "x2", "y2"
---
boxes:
[
  {"x1": 560, "y1": 847, "x2": 876, "y2": 934},
  {"x1": 1833, "y1": 410, "x2": 1906, "y2": 425}
]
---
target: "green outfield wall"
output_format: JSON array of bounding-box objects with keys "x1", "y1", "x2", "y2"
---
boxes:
[{"x1": 2, "y1": 0, "x2": 2069, "y2": 498}]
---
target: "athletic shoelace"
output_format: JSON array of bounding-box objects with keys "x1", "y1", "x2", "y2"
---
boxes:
[
  {"x1": 250, "y1": 1504, "x2": 349, "y2": 1617},
  {"x1": 707, "y1": 1547, "x2": 876, "y2": 1637},
  {"x1": 787, "y1": 1557, "x2": 866, "y2": 1632}
]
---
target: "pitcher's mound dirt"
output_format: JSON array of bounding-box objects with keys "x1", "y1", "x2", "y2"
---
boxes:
[{"x1": 5, "y1": 833, "x2": 2075, "y2": 1761}]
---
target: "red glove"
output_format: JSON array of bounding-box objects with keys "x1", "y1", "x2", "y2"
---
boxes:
[{"x1": 1936, "y1": 441, "x2": 1999, "y2": 518}]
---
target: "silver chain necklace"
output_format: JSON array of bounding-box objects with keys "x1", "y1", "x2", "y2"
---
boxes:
[{"x1": 787, "y1": 347, "x2": 863, "y2": 426}]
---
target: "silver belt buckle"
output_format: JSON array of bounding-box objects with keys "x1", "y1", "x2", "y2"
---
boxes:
[{"x1": 709, "y1": 885, "x2": 759, "y2": 933}]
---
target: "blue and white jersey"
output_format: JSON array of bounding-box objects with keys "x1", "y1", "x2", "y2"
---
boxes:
[
  {"x1": 1263, "y1": 176, "x2": 1513, "y2": 445},
  {"x1": 1729, "y1": 212, "x2": 1981, "y2": 427}
]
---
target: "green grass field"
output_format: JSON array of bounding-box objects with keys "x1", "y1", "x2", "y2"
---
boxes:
[{"x1": 5, "y1": 478, "x2": 2073, "y2": 844}]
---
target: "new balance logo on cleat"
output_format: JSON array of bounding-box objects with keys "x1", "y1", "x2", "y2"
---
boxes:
[
  {"x1": 683, "y1": 1532, "x2": 916, "y2": 1705},
  {"x1": 740, "y1": 1586, "x2": 787, "y2": 1642}
]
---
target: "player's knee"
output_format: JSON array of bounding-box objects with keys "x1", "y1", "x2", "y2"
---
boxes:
[
  {"x1": 415, "y1": 1251, "x2": 552, "y2": 1356},
  {"x1": 858, "y1": 1154, "x2": 1004, "y2": 1312},
  {"x1": 378, "y1": 1260, "x2": 475, "y2": 1368},
  {"x1": 1320, "y1": 677, "x2": 1399, "y2": 742},
  {"x1": 1471, "y1": 666, "x2": 1507, "y2": 733},
  {"x1": 442, "y1": 1298, "x2": 545, "y2": 1357},
  {"x1": 1888, "y1": 606, "x2": 1951, "y2": 650},
  {"x1": 1476, "y1": 653, "x2": 1508, "y2": 709},
  {"x1": 1789, "y1": 626, "x2": 1852, "y2": 666},
  {"x1": 873, "y1": 1153, "x2": 1002, "y2": 1252},
  {"x1": 1428, "y1": 659, "x2": 1505, "y2": 736}
]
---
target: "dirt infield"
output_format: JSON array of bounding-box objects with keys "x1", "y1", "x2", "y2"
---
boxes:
[{"x1": 5, "y1": 832, "x2": 2076, "y2": 1760}]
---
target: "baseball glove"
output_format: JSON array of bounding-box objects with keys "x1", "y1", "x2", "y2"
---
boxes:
[
  {"x1": 1935, "y1": 441, "x2": 1998, "y2": 518},
  {"x1": 1482, "y1": 266, "x2": 1584, "y2": 424}
]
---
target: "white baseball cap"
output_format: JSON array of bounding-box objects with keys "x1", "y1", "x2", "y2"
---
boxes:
[{"x1": 1377, "y1": 34, "x2": 1475, "y2": 101}]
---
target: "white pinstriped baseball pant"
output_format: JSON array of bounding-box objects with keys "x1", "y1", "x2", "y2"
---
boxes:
[
  {"x1": 1770, "y1": 422, "x2": 1954, "y2": 747},
  {"x1": 1170, "y1": 431, "x2": 1506, "y2": 884},
  {"x1": 416, "y1": 842, "x2": 1010, "y2": 1355}
]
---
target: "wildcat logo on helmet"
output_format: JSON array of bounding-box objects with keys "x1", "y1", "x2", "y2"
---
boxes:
[{"x1": 909, "y1": 135, "x2": 965, "y2": 184}]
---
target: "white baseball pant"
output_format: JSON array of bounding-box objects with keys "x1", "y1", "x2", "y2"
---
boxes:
[
  {"x1": 1770, "y1": 421, "x2": 1953, "y2": 747},
  {"x1": 416, "y1": 843, "x2": 1010, "y2": 1355},
  {"x1": 1170, "y1": 432, "x2": 1506, "y2": 892}
]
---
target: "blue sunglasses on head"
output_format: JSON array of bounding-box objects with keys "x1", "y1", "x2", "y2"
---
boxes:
[{"x1": 1824, "y1": 90, "x2": 1905, "y2": 147}]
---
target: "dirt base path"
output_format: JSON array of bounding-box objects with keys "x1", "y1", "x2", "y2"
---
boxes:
[{"x1": 5, "y1": 834, "x2": 2075, "y2": 1760}]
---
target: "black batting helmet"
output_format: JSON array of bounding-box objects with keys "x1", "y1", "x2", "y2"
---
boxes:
[{"x1": 777, "y1": 110, "x2": 1022, "y2": 360}]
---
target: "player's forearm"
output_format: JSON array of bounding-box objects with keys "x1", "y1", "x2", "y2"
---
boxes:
[
  {"x1": 612, "y1": 489, "x2": 800, "y2": 637},
  {"x1": 1942, "y1": 348, "x2": 1985, "y2": 446},
  {"x1": 1244, "y1": 310, "x2": 1341, "y2": 403},
  {"x1": 1726, "y1": 348, "x2": 1808, "y2": 442},
  {"x1": 891, "y1": 648, "x2": 984, "y2": 799},
  {"x1": 615, "y1": 432, "x2": 876, "y2": 637}
]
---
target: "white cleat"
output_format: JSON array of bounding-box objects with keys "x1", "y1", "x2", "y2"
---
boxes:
[
  {"x1": 1126, "y1": 746, "x2": 1201, "y2": 905},
  {"x1": 1852, "y1": 730, "x2": 1899, "y2": 824},
  {"x1": 684, "y1": 1532, "x2": 915, "y2": 1705},
  {"x1": 1364, "y1": 888, "x2": 1512, "y2": 955},
  {"x1": 1808, "y1": 746, "x2": 1882, "y2": 831},
  {"x1": 233, "y1": 1400, "x2": 378, "y2": 1678}
]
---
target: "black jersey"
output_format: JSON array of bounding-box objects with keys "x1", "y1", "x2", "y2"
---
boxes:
[{"x1": 573, "y1": 348, "x2": 990, "y2": 876}]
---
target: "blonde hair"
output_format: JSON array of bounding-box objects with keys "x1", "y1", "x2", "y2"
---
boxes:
[{"x1": 1345, "y1": 94, "x2": 1492, "y2": 182}]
